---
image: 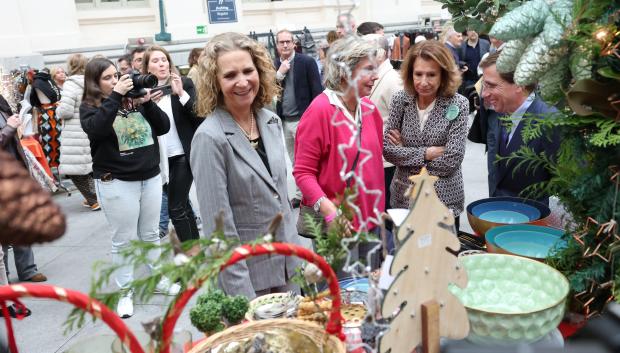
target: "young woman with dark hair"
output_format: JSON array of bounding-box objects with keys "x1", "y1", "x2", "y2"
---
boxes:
[{"x1": 79, "y1": 58, "x2": 178, "y2": 319}]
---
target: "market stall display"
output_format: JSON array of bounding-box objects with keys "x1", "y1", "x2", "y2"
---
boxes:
[{"x1": 184, "y1": 243, "x2": 346, "y2": 353}]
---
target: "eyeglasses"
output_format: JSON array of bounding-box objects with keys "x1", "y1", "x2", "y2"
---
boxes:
[{"x1": 277, "y1": 40, "x2": 292, "y2": 45}]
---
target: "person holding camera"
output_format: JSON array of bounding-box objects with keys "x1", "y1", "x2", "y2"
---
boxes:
[
  {"x1": 79, "y1": 58, "x2": 178, "y2": 319},
  {"x1": 142, "y1": 46, "x2": 201, "y2": 243}
]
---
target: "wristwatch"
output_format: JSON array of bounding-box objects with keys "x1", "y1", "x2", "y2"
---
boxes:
[{"x1": 313, "y1": 196, "x2": 327, "y2": 212}]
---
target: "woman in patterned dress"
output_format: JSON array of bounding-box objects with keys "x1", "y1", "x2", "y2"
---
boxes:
[
  {"x1": 30, "y1": 69, "x2": 62, "y2": 170},
  {"x1": 383, "y1": 40, "x2": 469, "y2": 229}
]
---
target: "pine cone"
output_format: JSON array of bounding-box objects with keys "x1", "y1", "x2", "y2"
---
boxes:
[
  {"x1": 489, "y1": 0, "x2": 550, "y2": 41},
  {"x1": 497, "y1": 39, "x2": 533, "y2": 73},
  {"x1": 539, "y1": 57, "x2": 570, "y2": 104},
  {"x1": 0, "y1": 149, "x2": 66, "y2": 245}
]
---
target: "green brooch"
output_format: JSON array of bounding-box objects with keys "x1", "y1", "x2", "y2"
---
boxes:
[{"x1": 446, "y1": 104, "x2": 459, "y2": 121}]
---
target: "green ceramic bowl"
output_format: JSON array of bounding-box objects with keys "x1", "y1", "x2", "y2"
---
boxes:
[{"x1": 450, "y1": 254, "x2": 569, "y2": 345}]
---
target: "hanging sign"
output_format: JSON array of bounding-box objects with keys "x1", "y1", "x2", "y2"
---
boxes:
[{"x1": 207, "y1": 0, "x2": 238, "y2": 24}]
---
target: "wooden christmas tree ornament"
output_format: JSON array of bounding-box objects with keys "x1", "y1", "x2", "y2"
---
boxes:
[{"x1": 379, "y1": 168, "x2": 469, "y2": 353}]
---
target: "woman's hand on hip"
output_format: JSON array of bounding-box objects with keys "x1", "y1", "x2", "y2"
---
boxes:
[
  {"x1": 424, "y1": 146, "x2": 446, "y2": 161},
  {"x1": 170, "y1": 73, "x2": 184, "y2": 96},
  {"x1": 113, "y1": 74, "x2": 133, "y2": 96},
  {"x1": 387, "y1": 129, "x2": 403, "y2": 146}
]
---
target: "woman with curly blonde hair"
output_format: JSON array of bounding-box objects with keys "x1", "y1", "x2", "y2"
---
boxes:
[
  {"x1": 384, "y1": 40, "x2": 469, "y2": 230},
  {"x1": 190, "y1": 32, "x2": 301, "y2": 298}
]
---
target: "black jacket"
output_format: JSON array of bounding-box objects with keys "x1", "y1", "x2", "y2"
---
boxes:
[
  {"x1": 30, "y1": 72, "x2": 61, "y2": 108},
  {"x1": 169, "y1": 77, "x2": 202, "y2": 156},
  {"x1": 274, "y1": 52, "x2": 323, "y2": 119},
  {"x1": 80, "y1": 91, "x2": 170, "y2": 181}
]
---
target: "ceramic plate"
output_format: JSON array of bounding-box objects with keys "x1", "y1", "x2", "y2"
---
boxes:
[
  {"x1": 339, "y1": 277, "x2": 369, "y2": 293},
  {"x1": 245, "y1": 292, "x2": 301, "y2": 321}
]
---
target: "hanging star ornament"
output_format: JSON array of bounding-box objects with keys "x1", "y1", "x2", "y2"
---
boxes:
[{"x1": 309, "y1": 44, "x2": 392, "y2": 347}]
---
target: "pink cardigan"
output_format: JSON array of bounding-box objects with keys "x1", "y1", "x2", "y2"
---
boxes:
[{"x1": 293, "y1": 92, "x2": 385, "y2": 230}]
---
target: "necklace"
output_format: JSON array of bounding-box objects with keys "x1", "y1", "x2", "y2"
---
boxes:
[
  {"x1": 234, "y1": 112, "x2": 258, "y2": 149},
  {"x1": 338, "y1": 96, "x2": 358, "y2": 118}
]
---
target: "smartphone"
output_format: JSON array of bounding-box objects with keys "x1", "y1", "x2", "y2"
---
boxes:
[{"x1": 151, "y1": 84, "x2": 172, "y2": 96}]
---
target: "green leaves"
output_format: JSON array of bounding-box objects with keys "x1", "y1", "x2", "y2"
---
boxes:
[{"x1": 63, "y1": 225, "x2": 241, "y2": 335}]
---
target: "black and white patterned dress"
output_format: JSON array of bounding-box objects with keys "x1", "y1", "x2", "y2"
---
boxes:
[{"x1": 383, "y1": 89, "x2": 469, "y2": 216}]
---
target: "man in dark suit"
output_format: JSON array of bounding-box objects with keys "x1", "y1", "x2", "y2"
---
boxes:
[
  {"x1": 274, "y1": 29, "x2": 323, "y2": 207},
  {"x1": 460, "y1": 29, "x2": 490, "y2": 89},
  {"x1": 479, "y1": 53, "x2": 560, "y2": 205}
]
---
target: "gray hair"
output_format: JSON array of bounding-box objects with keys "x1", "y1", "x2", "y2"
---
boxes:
[
  {"x1": 323, "y1": 36, "x2": 378, "y2": 91},
  {"x1": 362, "y1": 34, "x2": 389, "y2": 61},
  {"x1": 275, "y1": 29, "x2": 293, "y2": 41},
  {"x1": 442, "y1": 27, "x2": 457, "y2": 44}
]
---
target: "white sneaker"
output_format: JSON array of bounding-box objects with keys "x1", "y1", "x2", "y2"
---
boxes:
[
  {"x1": 117, "y1": 291, "x2": 134, "y2": 319},
  {"x1": 155, "y1": 277, "x2": 181, "y2": 296}
]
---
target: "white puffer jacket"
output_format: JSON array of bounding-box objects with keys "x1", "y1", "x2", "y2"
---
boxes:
[{"x1": 57, "y1": 75, "x2": 92, "y2": 175}]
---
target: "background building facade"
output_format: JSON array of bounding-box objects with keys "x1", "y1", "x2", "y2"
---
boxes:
[{"x1": 0, "y1": 0, "x2": 449, "y2": 69}]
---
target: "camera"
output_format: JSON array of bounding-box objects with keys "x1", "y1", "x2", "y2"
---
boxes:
[{"x1": 125, "y1": 70, "x2": 157, "y2": 98}]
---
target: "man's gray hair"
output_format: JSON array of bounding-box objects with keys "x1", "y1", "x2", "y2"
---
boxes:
[
  {"x1": 275, "y1": 29, "x2": 293, "y2": 41},
  {"x1": 362, "y1": 34, "x2": 389, "y2": 61},
  {"x1": 443, "y1": 27, "x2": 457, "y2": 44},
  {"x1": 323, "y1": 36, "x2": 378, "y2": 91}
]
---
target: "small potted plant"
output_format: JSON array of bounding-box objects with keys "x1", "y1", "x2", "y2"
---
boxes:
[{"x1": 190, "y1": 289, "x2": 249, "y2": 336}]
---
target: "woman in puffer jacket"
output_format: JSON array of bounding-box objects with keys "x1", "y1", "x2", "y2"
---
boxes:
[{"x1": 57, "y1": 54, "x2": 100, "y2": 211}]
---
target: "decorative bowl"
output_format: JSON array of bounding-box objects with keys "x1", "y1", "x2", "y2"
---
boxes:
[
  {"x1": 467, "y1": 197, "x2": 551, "y2": 236},
  {"x1": 450, "y1": 254, "x2": 569, "y2": 345},
  {"x1": 339, "y1": 277, "x2": 369, "y2": 293},
  {"x1": 245, "y1": 292, "x2": 301, "y2": 321},
  {"x1": 486, "y1": 225, "x2": 567, "y2": 260}
]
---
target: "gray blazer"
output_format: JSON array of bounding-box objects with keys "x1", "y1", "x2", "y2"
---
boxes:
[{"x1": 190, "y1": 107, "x2": 301, "y2": 299}]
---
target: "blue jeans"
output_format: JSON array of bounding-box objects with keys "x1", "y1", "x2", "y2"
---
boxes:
[
  {"x1": 159, "y1": 186, "x2": 169, "y2": 235},
  {"x1": 95, "y1": 174, "x2": 162, "y2": 289}
]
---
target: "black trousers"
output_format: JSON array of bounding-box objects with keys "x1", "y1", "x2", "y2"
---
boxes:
[{"x1": 167, "y1": 155, "x2": 199, "y2": 242}]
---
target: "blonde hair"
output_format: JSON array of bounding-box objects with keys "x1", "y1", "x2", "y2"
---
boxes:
[
  {"x1": 66, "y1": 54, "x2": 88, "y2": 76},
  {"x1": 195, "y1": 32, "x2": 280, "y2": 117},
  {"x1": 401, "y1": 40, "x2": 462, "y2": 98},
  {"x1": 51, "y1": 66, "x2": 66, "y2": 82},
  {"x1": 323, "y1": 36, "x2": 378, "y2": 91}
]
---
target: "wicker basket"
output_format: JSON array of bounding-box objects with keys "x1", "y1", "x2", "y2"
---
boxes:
[
  {"x1": 160, "y1": 243, "x2": 346, "y2": 353},
  {"x1": 0, "y1": 284, "x2": 144, "y2": 353},
  {"x1": 190, "y1": 318, "x2": 345, "y2": 353}
]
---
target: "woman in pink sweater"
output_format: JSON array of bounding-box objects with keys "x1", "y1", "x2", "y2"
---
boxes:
[{"x1": 293, "y1": 36, "x2": 385, "y2": 240}]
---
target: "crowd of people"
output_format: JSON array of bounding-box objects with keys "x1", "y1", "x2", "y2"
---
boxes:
[{"x1": 0, "y1": 13, "x2": 560, "y2": 319}]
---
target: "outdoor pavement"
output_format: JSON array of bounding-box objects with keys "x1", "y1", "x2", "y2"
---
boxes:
[{"x1": 1, "y1": 137, "x2": 489, "y2": 353}]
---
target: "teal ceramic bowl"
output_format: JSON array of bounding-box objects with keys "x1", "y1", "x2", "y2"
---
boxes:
[
  {"x1": 450, "y1": 254, "x2": 569, "y2": 345},
  {"x1": 466, "y1": 197, "x2": 551, "y2": 236},
  {"x1": 485, "y1": 225, "x2": 567, "y2": 260}
]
